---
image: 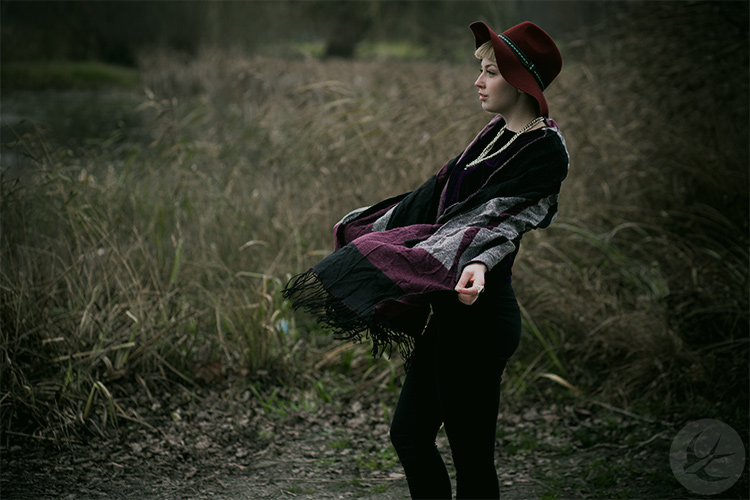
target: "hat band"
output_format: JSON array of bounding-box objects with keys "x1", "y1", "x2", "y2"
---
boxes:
[{"x1": 499, "y1": 33, "x2": 546, "y2": 91}]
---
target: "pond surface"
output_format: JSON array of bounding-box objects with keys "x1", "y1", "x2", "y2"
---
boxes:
[{"x1": 1, "y1": 89, "x2": 146, "y2": 170}]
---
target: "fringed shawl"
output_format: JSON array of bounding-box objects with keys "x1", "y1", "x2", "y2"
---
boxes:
[{"x1": 283, "y1": 116, "x2": 569, "y2": 365}]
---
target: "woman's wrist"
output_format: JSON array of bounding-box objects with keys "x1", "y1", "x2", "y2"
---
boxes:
[{"x1": 466, "y1": 261, "x2": 488, "y2": 273}]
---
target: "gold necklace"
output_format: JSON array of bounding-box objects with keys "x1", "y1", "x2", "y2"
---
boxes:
[{"x1": 464, "y1": 116, "x2": 545, "y2": 169}]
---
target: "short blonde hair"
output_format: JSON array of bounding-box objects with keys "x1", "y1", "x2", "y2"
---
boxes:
[{"x1": 474, "y1": 41, "x2": 495, "y2": 61}]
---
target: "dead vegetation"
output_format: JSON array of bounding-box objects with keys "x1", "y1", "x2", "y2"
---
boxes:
[{"x1": 1, "y1": 6, "x2": 747, "y2": 494}]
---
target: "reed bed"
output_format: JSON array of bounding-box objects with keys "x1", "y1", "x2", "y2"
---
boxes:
[{"x1": 2, "y1": 2, "x2": 747, "y2": 441}]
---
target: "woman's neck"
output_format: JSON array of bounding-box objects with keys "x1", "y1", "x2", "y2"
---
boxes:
[
  {"x1": 503, "y1": 110, "x2": 541, "y2": 132},
  {"x1": 501, "y1": 98, "x2": 542, "y2": 132}
]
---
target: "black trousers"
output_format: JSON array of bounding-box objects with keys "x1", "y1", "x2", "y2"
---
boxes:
[{"x1": 389, "y1": 278, "x2": 521, "y2": 500}]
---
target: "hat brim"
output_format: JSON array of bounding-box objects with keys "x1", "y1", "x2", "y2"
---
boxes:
[{"x1": 470, "y1": 21, "x2": 549, "y2": 116}]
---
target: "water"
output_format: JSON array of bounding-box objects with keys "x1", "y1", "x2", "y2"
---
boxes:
[{"x1": 1, "y1": 89, "x2": 146, "y2": 170}]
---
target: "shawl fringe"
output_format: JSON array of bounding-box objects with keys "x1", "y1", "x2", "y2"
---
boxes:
[{"x1": 282, "y1": 270, "x2": 417, "y2": 368}]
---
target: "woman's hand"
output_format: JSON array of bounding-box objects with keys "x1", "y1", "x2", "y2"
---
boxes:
[{"x1": 455, "y1": 262, "x2": 488, "y2": 305}]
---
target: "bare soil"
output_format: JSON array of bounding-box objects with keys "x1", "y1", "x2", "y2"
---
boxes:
[{"x1": 0, "y1": 384, "x2": 740, "y2": 500}]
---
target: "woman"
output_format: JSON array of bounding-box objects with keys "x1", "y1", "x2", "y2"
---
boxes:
[{"x1": 283, "y1": 21, "x2": 568, "y2": 499}]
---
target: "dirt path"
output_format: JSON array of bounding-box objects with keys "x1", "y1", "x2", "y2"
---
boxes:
[{"x1": 0, "y1": 386, "x2": 736, "y2": 499}]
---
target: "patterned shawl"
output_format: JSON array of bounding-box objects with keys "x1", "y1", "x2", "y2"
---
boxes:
[{"x1": 282, "y1": 116, "x2": 569, "y2": 364}]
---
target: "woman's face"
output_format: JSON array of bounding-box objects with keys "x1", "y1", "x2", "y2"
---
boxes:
[{"x1": 475, "y1": 58, "x2": 519, "y2": 115}]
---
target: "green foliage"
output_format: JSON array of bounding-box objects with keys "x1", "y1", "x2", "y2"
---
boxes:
[
  {"x1": 357, "y1": 42, "x2": 431, "y2": 61},
  {"x1": 0, "y1": 0, "x2": 576, "y2": 65},
  {"x1": 1, "y1": 61, "x2": 139, "y2": 90},
  {"x1": 356, "y1": 445, "x2": 398, "y2": 469},
  {"x1": 327, "y1": 437, "x2": 351, "y2": 450}
]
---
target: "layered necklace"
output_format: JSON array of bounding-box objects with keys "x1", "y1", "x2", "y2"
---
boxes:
[{"x1": 464, "y1": 116, "x2": 545, "y2": 169}]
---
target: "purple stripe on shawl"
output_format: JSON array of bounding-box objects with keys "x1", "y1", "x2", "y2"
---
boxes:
[
  {"x1": 334, "y1": 203, "x2": 399, "y2": 250},
  {"x1": 454, "y1": 226, "x2": 482, "y2": 268},
  {"x1": 352, "y1": 225, "x2": 455, "y2": 297}
]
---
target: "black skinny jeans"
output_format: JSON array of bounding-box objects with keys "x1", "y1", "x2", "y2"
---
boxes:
[{"x1": 390, "y1": 277, "x2": 521, "y2": 500}]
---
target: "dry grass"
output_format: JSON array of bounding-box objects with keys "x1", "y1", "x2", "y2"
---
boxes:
[
  {"x1": 510, "y1": 2, "x2": 748, "y2": 411},
  {"x1": 1, "y1": 2, "x2": 747, "y2": 441}
]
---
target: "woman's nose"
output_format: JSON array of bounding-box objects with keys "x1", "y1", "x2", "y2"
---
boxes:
[{"x1": 475, "y1": 74, "x2": 484, "y2": 87}]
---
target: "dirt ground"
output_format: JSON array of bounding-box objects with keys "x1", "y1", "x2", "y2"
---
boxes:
[{"x1": 0, "y1": 384, "x2": 740, "y2": 500}]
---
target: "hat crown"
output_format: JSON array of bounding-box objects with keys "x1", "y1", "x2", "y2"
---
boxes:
[{"x1": 500, "y1": 21, "x2": 562, "y2": 87}]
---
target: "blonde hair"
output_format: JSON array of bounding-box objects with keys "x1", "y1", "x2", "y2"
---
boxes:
[{"x1": 474, "y1": 41, "x2": 496, "y2": 62}]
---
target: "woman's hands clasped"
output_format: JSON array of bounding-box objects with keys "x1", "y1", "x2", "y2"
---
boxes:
[{"x1": 455, "y1": 262, "x2": 488, "y2": 305}]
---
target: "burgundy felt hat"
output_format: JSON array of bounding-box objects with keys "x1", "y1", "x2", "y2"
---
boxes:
[{"x1": 470, "y1": 21, "x2": 562, "y2": 116}]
